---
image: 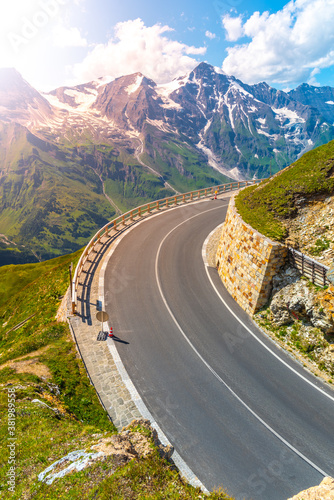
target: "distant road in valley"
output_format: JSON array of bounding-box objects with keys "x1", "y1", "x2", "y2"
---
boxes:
[{"x1": 104, "y1": 198, "x2": 334, "y2": 500}]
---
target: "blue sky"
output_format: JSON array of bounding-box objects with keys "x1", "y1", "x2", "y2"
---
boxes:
[{"x1": 1, "y1": 0, "x2": 334, "y2": 91}]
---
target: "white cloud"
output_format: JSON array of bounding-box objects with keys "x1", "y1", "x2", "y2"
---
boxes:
[
  {"x1": 308, "y1": 67, "x2": 321, "y2": 86},
  {"x1": 222, "y1": 14, "x2": 243, "y2": 42},
  {"x1": 221, "y1": 0, "x2": 334, "y2": 86},
  {"x1": 71, "y1": 18, "x2": 206, "y2": 84},
  {"x1": 205, "y1": 30, "x2": 217, "y2": 40},
  {"x1": 53, "y1": 25, "x2": 87, "y2": 48}
]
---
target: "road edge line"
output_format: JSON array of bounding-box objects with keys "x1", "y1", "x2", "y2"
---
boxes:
[{"x1": 99, "y1": 202, "x2": 215, "y2": 493}]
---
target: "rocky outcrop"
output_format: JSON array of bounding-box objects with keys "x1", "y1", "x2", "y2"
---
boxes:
[
  {"x1": 258, "y1": 265, "x2": 334, "y2": 378},
  {"x1": 38, "y1": 419, "x2": 173, "y2": 485},
  {"x1": 285, "y1": 195, "x2": 334, "y2": 266},
  {"x1": 287, "y1": 476, "x2": 334, "y2": 500},
  {"x1": 270, "y1": 279, "x2": 334, "y2": 334}
]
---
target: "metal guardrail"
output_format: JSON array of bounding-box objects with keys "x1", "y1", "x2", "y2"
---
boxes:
[
  {"x1": 71, "y1": 179, "x2": 265, "y2": 313},
  {"x1": 288, "y1": 247, "x2": 330, "y2": 287}
]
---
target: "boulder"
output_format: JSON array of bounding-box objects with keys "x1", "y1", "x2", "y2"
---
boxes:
[
  {"x1": 270, "y1": 280, "x2": 334, "y2": 334},
  {"x1": 287, "y1": 476, "x2": 334, "y2": 499}
]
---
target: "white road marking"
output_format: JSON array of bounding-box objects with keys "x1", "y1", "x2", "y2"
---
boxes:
[
  {"x1": 100, "y1": 200, "x2": 224, "y2": 492},
  {"x1": 155, "y1": 207, "x2": 331, "y2": 478},
  {"x1": 202, "y1": 232, "x2": 334, "y2": 404}
]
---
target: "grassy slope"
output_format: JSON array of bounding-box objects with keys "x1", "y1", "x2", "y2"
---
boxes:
[
  {"x1": 0, "y1": 255, "x2": 233, "y2": 499},
  {"x1": 1, "y1": 122, "x2": 229, "y2": 266},
  {"x1": 235, "y1": 140, "x2": 334, "y2": 241},
  {"x1": 142, "y1": 125, "x2": 232, "y2": 192},
  {"x1": 0, "y1": 123, "x2": 116, "y2": 263}
]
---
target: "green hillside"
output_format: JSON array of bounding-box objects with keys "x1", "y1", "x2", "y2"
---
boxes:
[
  {"x1": 0, "y1": 122, "x2": 230, "y2": 266},
  {"x1": 235, "y1": 140, "x2": 334, "y2": 241},
  {"x1": 0, "y1": 252, "x2": 232, "y2": 499}
]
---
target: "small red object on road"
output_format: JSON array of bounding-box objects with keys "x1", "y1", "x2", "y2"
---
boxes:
[{"x1": 109, "y1": 327, "x2": 114, "y2": 337}]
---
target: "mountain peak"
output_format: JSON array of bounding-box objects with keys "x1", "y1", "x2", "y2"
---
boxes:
[
  {"x1": 192, "y1": 62, "x2": 217, "y2": 78},
  {"x1": 0, "y1": 68, "x2": 29, "y2": 92},
  {"x1": 0, "y1": 67, "x2": 52, "y2": 120}
]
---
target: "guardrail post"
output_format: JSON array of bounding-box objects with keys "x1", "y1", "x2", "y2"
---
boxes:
[
  {"x1": 157, "y1": 201, "x2": 160, "y2": 210},
  {"x1": 113, "y1": 220, "x2": 117, "y2": 230},
  {"x1": 190, "y1": 192, "x2": 193, "y2": 201},
  {"x1": 147, "y1": 204, "x2": 150, "y2": 213},
  {"x1": 166, "y1": 199, "x2": 169, "y2": 208},
  {"x1": 138, "y1": 207, "x2": 141, "y2": 217},
  {"x1": 130, "y1": 211, "x2": 133, "y2": 220},
  {"x1": 230, "y1": 183, "x2": 232, "y2": 190},
  {"x1": 205, "y1": 189, "x2": 207, "y2": 197},
  {"x1": 198, "y1": 191, "x2": 200, "y2": 198},
  {"x1": 183, "y1": 194, "x2": 185, "y2": 203},
  {"x1": 122, "y1": 215, "x2": 125, "y2": 225},
  {"x1": 238, "y1": 182, "x2": 240, "y2": 189},
  {"x1": 174, "y1": 196, "x2": 177, "y2": 205}
]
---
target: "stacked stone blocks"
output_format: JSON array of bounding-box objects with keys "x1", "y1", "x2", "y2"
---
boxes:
[{"x1": 216, "y1": 196, "x2": 287, "y2": 315}]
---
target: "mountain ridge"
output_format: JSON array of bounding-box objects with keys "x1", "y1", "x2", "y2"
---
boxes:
[{"x1": 1, "y1": 62, "x2": 334, "y2": 264}]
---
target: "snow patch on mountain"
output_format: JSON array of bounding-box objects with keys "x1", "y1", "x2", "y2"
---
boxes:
[
  {"x1": 95, "y1": 75, "x2": 115, "y2": 88},
  {"x1": 146, "y1": 118, "x2": 174, "y2": 133},
  {"x1": 197, "y1": 134, "x2": 243, "y2": 180},
  {"x1": 43, "y1": 93, "x2": 73, "y2": 111},
  {"x1": 64, "y1": 89, "x2": 97, "y2": 110},
  {"x1": 273, "y1": 107, "x2": 305, "y2": 124},
  {"x1": 125, "y1": 75, "x2": 143, "y2": 95},
  {"x1": 155, "y1": 80, "x2": 184, "y2": 109}
]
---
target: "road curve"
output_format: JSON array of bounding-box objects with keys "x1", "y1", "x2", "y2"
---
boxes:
[{"x1": 104, "y1": 199, "x2": 334, "y2": 500}]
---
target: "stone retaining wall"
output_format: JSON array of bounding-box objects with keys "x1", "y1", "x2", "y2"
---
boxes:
[{"x1": 216, "y1": 196, "x2": 287, "y2": 315}]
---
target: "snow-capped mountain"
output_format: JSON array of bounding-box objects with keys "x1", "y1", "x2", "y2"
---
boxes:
[
  {"x1": 0, "y1": 65, "x2": 328, "y2": 178},
  {"x1": 288, "y1": 83, "x2": 334, "y2": 124},
  {"x1": 2, "y1": 63, "x2": 333, "y2": 181}
]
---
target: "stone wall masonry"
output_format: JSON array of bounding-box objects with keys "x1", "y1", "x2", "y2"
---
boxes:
[{"x1": 216, "y1": 196, "x2": 287, "y2": 315}]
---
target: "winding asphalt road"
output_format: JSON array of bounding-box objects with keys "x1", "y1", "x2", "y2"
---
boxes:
[{"x1": 104, "y1": 199, "x2": 334, "y2": 500}]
